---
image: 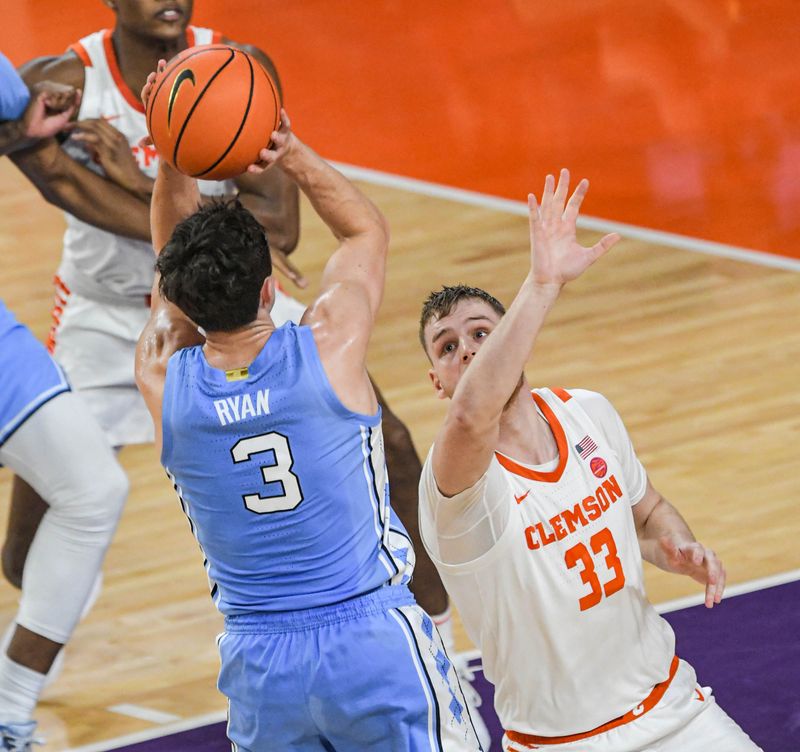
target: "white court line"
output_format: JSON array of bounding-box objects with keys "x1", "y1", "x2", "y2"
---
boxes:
[
  {"x1": 106, "y1": 704, "x2": 182, "y2": 725},
  {"x1": 655, "y1": 567, "x2": 800, "y2": 614},
  {"x1": 448, "y1": 569, "x2": 800, "y2": 670},
  {"x1": 333, "y1": 161, "x2": 800, "y2": 273},
  {"x1": 65, "y1": 710, "x2": 226, "y2": 752}
]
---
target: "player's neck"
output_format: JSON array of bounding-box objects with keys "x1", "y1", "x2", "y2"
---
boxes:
[
  {"x1": 111, "y1": 26, "x2": 189, "y2": 94},
  {"x1": 496, "y1": 383, "x2": 558, "y2": 465},
  {"x1": 202, "y1": 320, "x2": 276, "y2": 372}
]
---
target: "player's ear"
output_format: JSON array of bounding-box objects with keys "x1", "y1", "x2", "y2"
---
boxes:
[
  {"x1": 428, "y1": 369, "x2": 447, "y2": 400},
  {"x1": 261, "y1": 276, "x2": 276, "y2": 312}
]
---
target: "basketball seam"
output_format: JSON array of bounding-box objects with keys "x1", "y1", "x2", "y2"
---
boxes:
[
  {"x1": 192, "y1": 49, "x2": 256, "y2": 178},
  {"x1": 172, "y1": 49, "x2": 237, "y2": 173}
]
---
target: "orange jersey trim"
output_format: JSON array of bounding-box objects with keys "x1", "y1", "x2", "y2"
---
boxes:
[
  {"x1": 68, "y1": 42, "x2": 92, "y2": 67},
  {"x1": 102, "y1": 29, "x2": 145, "y2": 114},
  {"x1": 102, "y1": 27, "x2": 208, "y2": 114},
  {"x1": 506, "y1": 656, "x2": 680, "y2": 747},
  {"x1": 494, "y1": 392, "x2": 568, "y2": 483},
  {"x1": 551, "y1": 387, "x2": 571, "y2": 403}
]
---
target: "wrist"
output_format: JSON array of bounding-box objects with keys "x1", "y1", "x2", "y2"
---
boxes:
[
  {"x1": 524, "y1": 275, "x2": 562, "y2": 302},
  {"x1": 277, "y1": 135, "x2": 309, "y2": 176},
  {"x1": 133, "y1": 173, "x2": 155, "y2": 200}
]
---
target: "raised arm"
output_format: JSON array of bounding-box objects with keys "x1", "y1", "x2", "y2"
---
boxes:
[
  {"x1": 433, "y1": 170, "x2": 620, "y2": 496},
  {"x1": 250, "y1": 112, "x2": 389, "y2": 411},
  {"x1": 135, "y1": 157, "x2": 204, "y2": 452}
]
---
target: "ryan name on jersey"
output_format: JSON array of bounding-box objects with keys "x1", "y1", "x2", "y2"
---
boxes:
[
  {"x1": 523, "y1": 473, "x2": 625, "y2": 551},
  {"x1": 213, "y1": 388, "x2": 271, "y2": 427}
]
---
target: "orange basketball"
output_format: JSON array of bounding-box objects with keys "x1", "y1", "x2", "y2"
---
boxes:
[{"x1": 146, "y1": 44, "x2": 281, "y2": 181}]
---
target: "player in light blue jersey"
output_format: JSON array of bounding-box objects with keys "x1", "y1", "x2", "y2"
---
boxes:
[
  {"x1": 0, "y1": 52, "x2": 134, "y2": 750},
  {"x1": 135, "y1": 63, "x2": 482, "y2": 750}
]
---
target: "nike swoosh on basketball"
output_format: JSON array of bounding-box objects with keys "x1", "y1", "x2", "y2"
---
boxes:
[
  {"x1": 168, "y1": 68, "x2": 196, "y2": 132},
  {"x1": 515, "y1": 490, "x2": 530, "y2": 504}
]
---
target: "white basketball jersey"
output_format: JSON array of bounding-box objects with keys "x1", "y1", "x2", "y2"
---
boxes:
[
  {"x1": 420, "y1": 388, "x2": 675, "y2": 737},
  {"x1": 59, "y1": 28, "x2": 232, "y2": 303}
]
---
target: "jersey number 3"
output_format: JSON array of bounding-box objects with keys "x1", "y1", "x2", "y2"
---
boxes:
[
  {"x1": 564, "y1": 527, "x2": 625, "y2": 611},
  {"x1": 231, "y1": 432, "x2": 304, "y2": 514}
]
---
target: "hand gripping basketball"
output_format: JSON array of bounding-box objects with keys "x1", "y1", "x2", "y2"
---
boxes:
[{"x1": 143, "y1": 44, "x2": 283, "y2": 180}]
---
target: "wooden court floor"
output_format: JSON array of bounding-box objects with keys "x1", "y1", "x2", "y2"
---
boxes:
[{"x1": 0, "y1": 156, "x2": 799, "y2": 748}]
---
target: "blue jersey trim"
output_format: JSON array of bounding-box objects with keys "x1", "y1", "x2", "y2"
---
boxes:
[
  {"x1": 0, "y1": 373, "x2": 70, "y2": 447},
  {"x1": 389, "y1": 607, "x2": 444, "y2": 752}
]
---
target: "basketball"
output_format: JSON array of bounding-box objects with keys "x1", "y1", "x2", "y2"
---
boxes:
[{"x1": 146, "y1": 44, "x2": 281, "y2": 181}]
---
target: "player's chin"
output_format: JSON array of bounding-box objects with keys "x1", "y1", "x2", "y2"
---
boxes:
[{"x1": 148, "y1": 19, "x2": 190, "y2": 41}]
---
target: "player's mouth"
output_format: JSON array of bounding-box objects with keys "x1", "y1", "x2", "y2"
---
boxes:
[{"x1": 154, "y1": 7, "x2": 184, "y2": 23}]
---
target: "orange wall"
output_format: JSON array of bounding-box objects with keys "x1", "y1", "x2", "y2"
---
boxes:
[{"x1": 5, "y1": 0, "x2": 800, "y2": 258}]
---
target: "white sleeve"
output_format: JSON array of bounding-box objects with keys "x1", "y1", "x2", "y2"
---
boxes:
[
  {"x1": 418, "y1": 448, "x2": 512, "y2": 566},
  {"x1": 571, "y1": 390, "x2": 648, "y2": 505}
]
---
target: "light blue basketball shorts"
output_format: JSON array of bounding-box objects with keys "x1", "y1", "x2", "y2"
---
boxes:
[{"x1": 218, "y1": 585, "x2": 484, "y2": 751}]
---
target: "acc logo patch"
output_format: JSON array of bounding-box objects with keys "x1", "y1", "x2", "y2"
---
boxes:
[{"x1": 590, "y1": 457, "x2": 607, "y2": 478}]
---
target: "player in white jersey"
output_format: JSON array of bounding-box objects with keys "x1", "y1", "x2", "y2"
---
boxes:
[{"x1": 417, "y1": 171, "x2": 761, "y2": 751}]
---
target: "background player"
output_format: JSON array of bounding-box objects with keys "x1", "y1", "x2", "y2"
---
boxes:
[
  {"x1": 134, "y1": 91, "x2": 483, "y2": 750},
  {"x1": 417, "y1": 170, "x2": 761, "y2": 751},
  {"x1": 0, "y1": 53, "x2": 133, "y2": 751},
  {"x1": 10, "y1": 5, "x2": 461, "y2": 689}
]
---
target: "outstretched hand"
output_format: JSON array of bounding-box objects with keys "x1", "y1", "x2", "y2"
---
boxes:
[
  {"x1": 528, "y1": 169, "x2": 620, "y2": 288},
  {"x1": 658, "y1": 536, "x2": 726, "y2": 608},
  {"x1": 247, "y1": 109, "x2": 296, "y2": 173}
]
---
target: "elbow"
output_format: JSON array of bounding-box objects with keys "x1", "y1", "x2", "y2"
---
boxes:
[
  {"x1": 275, "y1": 223, "x2": 300, "y2": 255},
  {"x1": 371, "y1": 209, "x2": 390, "y2": 258},
  {"x1": 36, "y1": 174, "x2": 74, "y2": 212}
]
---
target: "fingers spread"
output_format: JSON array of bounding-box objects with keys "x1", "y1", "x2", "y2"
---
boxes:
[
  {"x1": 540, "y1": 173, "x2": 555, "y2": 217},
  {"x1": 552, "y1": 168, "x2": 570, "y2": 216},
  {"x1": 563, "y1": 178, "x2": 589, "y2": 223}
]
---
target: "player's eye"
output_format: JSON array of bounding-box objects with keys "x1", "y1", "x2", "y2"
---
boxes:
[
  {"x1": 475, "y1": 329, "x2": 488, "y2": 339},
  {"x1": 441, "y1": 342, "x2": 456, "y2": 355}
]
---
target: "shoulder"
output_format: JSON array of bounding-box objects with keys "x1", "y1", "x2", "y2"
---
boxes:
[
  {"x1": 567, "y1": 388, "x2": 616, "y2": 417},
  {"x1": 564, "y1": 388, "x2": 637, "y2": 451},
  {"x1": 220, "y1": 37, "x2": 282, "y2": 92},
  {"x1": 18, "y1": 52, "x2": 85, "y2": 90}
]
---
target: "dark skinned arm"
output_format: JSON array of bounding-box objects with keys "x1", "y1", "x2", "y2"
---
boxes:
[
  {"x1": 14, "y1": 53, "x2": 151, "y2": 241},
  {"x1": 10, "y1": 137, "x2": 151, "y2": 241}
]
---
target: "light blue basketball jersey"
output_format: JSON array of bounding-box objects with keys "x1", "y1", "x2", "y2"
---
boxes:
[
  {"x1": 0, "y1": 300, "x2": 70, "y2": 447},
  {"x1": 161, "y1": 322, "x2": 413, "y2": 615}
]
